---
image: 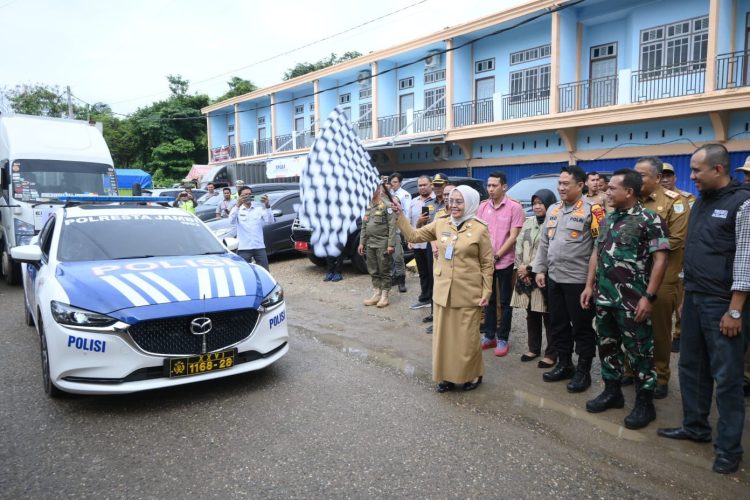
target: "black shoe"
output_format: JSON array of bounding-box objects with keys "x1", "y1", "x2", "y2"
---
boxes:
[
  {"x1": 624, "y1": 390, "x2": 656, "y2": 430},
  {"x1": 656, "y1": 427, "x2": 712, "y2": 443},
  {"x1": 744, "y1": 384, "x2": 749, "y2": 398},
  {"x1": 463, "y1": 376, "x2": 483, "y2": 391},
  {"x1": 425, "y1": 325, "x2": 433, "y2": 334},
  {"x1": 713, "y1": 454, "x2": 742, "y2": 474},
  {"x1": 397, "y1": 275, "x2": 407, "y2": 293},
  {"x1": 422, "y1": 315, "x2": 433, "y2": 323},
  {"x1": 543, "y1": 359, "x2": 575, "y2": 382},
  {"x1": 537, "y1": 358, "x2": 555, "y2": 369},
  {"x1": 621, "y1": 376, "x2": 635, "y2": 386},
  {"x1": 671, "y1": 337, "x2": 680, "y2": 353},
  {"x1": 653, "y1": 383, "x2": 669, "y2": 399},
  {"x1": 586, "y1": 380, "x2": 625, "y2": 413},
  {"x1": 520, "y1": 353, "x2": 539, "y2": 362},
  {"x1": 567, "y1": 358, "x2": 592, "y2": 393},
  {"x1": 436, "y1": 381, "x2": 455, "y2": 393}
]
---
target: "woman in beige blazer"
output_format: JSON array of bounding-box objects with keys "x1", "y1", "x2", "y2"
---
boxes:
[{"x1": 394, "y1": 185, "x2": 494, "y2": 392}]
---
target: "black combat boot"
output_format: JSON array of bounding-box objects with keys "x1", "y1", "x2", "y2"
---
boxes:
[
  {"x1": 543, "y1": 355, "x2": 575, "y2": 382},
  {"x1": 566, "y1": 357, "x2": 592, "y2": 393},
  {"x1": 397, "y1": 275, "x2": 407, "y2": 293},
  {"x1": 624, "y1": 388, "x2": 656, "y2": 429},
  {"x1": 586, "y1": 380, "x2": 625, "y2": 413}
]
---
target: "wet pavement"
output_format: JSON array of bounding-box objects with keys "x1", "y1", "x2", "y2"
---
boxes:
[{"x1": 0, "y1": 253, "x2": 748, "y2": 498}]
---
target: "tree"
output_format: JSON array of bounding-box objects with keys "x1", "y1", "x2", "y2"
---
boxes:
[
  {"x1": 167, "y1": 74, "x2": 190, "y2": 98},
  {"x1": 283, "y1": 51, "x2": 362, "y2": 80},
  {"x1": 2, "y1": 83, "x2": 72, "y2": 117},
  {"x1": 214, "y1": 77, "x2": 257, "y2": 102}
]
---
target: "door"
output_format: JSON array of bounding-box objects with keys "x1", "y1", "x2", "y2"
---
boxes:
[
  {"x1": 399, "y1": 93, "x2": 414, "y2": 133},
  {"x1": 264, "y1": 194, "x2": 299, "y2": 254},
  {"x1": 257, "y1": 127, "x2": 267, "y2": 154},
  {"x1": 590, "y1": 51, "x2": 617, "y2": 107},
  {"x1": 475, "y1": 77, "x2": 494, "y2": 123},
  {"x1": 744, "y1": 12, "x2": 750, "y2": 85},
  {"x1": 294, "y1": 117, "x2": 305, "y2": 148}
]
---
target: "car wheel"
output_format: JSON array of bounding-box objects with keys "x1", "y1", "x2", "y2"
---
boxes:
[
  {"x1": 39, "y1": 320, "x2": 64, "y2": 398},
  {"x1": 350, "y1": 249, "x2": 368, "y2": 274},
  {"x1": 24, "y1": 297, "x2": 35, "y2": 327},
  {"x1": 307, "y1": 254, "x2": 326, "y2": 267},
  {"x1": 1, "y1": 249, "x2": 20, "y2": 286}
]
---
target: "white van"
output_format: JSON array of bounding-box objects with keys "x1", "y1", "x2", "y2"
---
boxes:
[{"x1": 0, "y1": 114, "x2": 118, "y2": 284}]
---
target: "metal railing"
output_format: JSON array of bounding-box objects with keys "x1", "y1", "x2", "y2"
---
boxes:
[
  {"x1": 257, "y1": 137, "x2": 272, "y2": 155},
  {"x1": 630, "y1": 62, "x2": 706, "y2": 102},
  {"x1": 238, "y1": 140, "x2": 255, "y2": 158},
  {"x1": 376, "y1": 109, "x2": 445, "y2": 137},
  {"x1": 501, "y1": 90, "x2": 550, "y2": 120},
  {"x1": 716, "y1": 51, "x2": 750, "y2": 90},
  {"x1": 353, "y1": 119, "x2": 372, "y2": 140},
  {"x1": 292, "y1": 131, "x2": 316, "y2": 149},
  {"x1": 452, "y1": 98, "x2": 494, "y2": 128},
  {"x1": 558, "y1": 76, "x2": 618, "y2": 112},
  {"x1": 275, "y1": 134, "x2": 293, "y2": 152}
]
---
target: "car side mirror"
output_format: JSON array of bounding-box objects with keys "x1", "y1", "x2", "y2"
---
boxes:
[
  {"x1": 223, "y1": 237, "x2": 239, "y2": 252},
  {"x1": 272, "y1": 209, "x2": 283, "y2": 217},
  {"x1": 10, "y1": 244, "x2": 42, "y2": 265}
]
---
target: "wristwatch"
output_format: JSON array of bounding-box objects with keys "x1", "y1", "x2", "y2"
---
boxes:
[
  {"x1": 727, "y1": 309, "x2": 742, "y2": 320},
  {"x1": 645, "y1": 292, "x2": 658, "y2": 303}
]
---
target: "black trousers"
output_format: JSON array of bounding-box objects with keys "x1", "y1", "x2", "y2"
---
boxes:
[
  {"x1": 325, "y1": 255, "x2": 343, "y2": 274},
  {"x1": 413, "y1": 247, "x2": 433, "y2": 302},
  {"x1": 547, "y1": 278, "x2": 596, "y2": 359}
]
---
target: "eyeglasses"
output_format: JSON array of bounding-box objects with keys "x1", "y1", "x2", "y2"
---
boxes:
[{"x1": 447, "y1": 199, "x2": 465, "y2": 206}]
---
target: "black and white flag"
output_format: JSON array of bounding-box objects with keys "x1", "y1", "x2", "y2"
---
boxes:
[{"x1": 299, "y1": 106, "x2": 380, "y2": 257}]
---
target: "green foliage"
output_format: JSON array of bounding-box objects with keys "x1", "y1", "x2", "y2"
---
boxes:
[
  {"x1": 3, "y1": 83, "x2": 73, "y2": 117},
  {"x1": 283, "y1": 51, "x2": 363, "y2": 80},
  {"x1": 214, "y1": 77, "x2": 257, "y2": 102}
]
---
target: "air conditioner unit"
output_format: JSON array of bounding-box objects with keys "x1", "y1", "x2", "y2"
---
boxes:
[
  {"x1": 432, "y1": 145, "x2": 449, "y2": 161},
  {"x1": 357, "y1": 70, "x2": 372, "y2": 86},
  {"x1": 425, "y1": 50, "x2": 442, "y2": 70}
]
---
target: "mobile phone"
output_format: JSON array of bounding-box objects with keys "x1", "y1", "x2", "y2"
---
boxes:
[{"x1": 421, "y1": 206, "x2": 429, "y2": 216}]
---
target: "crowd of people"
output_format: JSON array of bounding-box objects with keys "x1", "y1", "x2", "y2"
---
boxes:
[{"x1": 377, "y1": 144, "x2": 749, "y2": 475}]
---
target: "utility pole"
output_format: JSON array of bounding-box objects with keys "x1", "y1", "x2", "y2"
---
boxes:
[{"x1": 66, "y1": 86, "x2": 73, "y2": 119}]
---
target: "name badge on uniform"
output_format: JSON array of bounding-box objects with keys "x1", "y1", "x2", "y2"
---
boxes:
[
  {"x1": 444, "y1": 244, "x2": 454, "y2": 260},
  {"x1": 712, "y1": 209, "x2": 728, "y2": 219}
]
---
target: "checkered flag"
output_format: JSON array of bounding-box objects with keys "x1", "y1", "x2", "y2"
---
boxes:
[{"x1": 299, "y1": 106, "x2": 380, "y2": 257}]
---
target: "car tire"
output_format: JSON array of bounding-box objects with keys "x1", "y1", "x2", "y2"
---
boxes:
[
  {"x1": 24, "y1": 297, "x2": 35, "y2": 327},
  {"x1": 307, "y1": 254, "x2": 326, "y2": 267},
  {"x1": 2, "y1": 249, "x2": 20, "y2": 286},
  {"x1": 350, "y1": 249, "x2": 368, "y2": 274},
  {"x1": 39, "y1": 320, "x2": 65, "y2": 398}
]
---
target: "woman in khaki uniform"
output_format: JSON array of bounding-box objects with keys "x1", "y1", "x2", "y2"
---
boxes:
[{"x1": 394, "y1": 185, "x2": 494, "y2": 392}]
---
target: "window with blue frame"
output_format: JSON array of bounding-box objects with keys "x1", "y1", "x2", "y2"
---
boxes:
[
  {"x1": 509, "y1": 64, "x2": 550, "y2": 101},
  {"x1": 639, "y1": 15, "x2": 708, "y2": 77}
]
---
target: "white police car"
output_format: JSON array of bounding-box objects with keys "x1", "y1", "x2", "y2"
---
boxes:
[{"x1": 11, "y1": 196, "x2": 288, "y2": 397}]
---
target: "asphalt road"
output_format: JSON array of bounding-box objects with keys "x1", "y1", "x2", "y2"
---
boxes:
[{"x1": 0, "y1": 256, "x2": 748, "y2": 498}]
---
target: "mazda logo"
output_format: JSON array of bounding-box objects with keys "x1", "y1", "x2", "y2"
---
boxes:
[{"x1": 190, "y1": 317, "x2": 212, "y2": 336}]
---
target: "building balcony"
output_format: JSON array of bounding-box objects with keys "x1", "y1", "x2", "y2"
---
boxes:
[
  {"x1": 257, "y1": 137, "x2": 272, "y2": 155},
  {"x1": 452, "y1": 98, "x2": 494, "y2": 128},
  {"x1": 353, "y1": 119, "x2": 372, "y2": 141},
  {"x1": 630, "y1": 62, "x2": 706, "y2": 103},
  {"x1": 501, "y1": 89, "x2": 550, "y2": 120},
  {"x1": 210, "y1": 145, "x2": 236, "y2": 163},
  {"x1": 558, "y1": 77, "x2": 618, "y2": 113},
  {"x1": 716, "y1": 51, "x2": 750, "y2": 90},
  {"x1": 377, "y1": 110, "x2": 445, "y2": 138},
  {"x1": 239, "y1": 140, "x2": 255, "y2": 158}
]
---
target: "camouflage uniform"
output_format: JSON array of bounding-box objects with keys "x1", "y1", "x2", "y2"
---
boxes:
[
  {"x1": 360, "y1": 199, "x2": 397, "y2": 290},
  {"x1": 594, "y1": 202, "x2": 670, "y2": 391}
]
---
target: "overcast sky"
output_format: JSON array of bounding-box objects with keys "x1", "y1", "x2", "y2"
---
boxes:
[{"x1": 1, "y1": 0, "x2": 527, "y2": 115}]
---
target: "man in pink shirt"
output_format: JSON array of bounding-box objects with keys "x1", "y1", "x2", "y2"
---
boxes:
[{"x1": 478, "y1": 172, "x2": 525, "y2": 356}]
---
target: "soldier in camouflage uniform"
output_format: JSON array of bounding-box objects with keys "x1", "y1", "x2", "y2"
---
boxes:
[
  {"x1": 581, "y1": 169, "x2": 669, "y2": 430},
  {"x1": 358, "y1": 184, "x2": 397, "y2": 308}
]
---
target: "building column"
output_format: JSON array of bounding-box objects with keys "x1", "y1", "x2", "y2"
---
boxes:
[
  {"x1": 206, "y1": 114, "x2": 213, "y2": 163},
  {"x1": 550, "y1": 12, "x2": 561, "y2": 114},
  {"x1": 445, "y1": 38, "x2": 454, "y2": 130},
  {"x1": 313, "y1": 80, "x2": 320, "y2": 136},
  {"x1": 271, "y1": 93, "x2": 277, "y2": 152},
  {"x1": 706, "y1": 0, "x2": 720, "y2": 92},
  {"x1": 371, "y1": 61, "x2": 379, "y2": 138},
  {"x1": 234, "y1": 104, "x2": 241, "y2": 158}
]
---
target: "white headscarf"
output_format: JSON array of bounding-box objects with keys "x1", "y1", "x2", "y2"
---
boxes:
[{"x1": 449, "y1": 185, "x2": 480, "y2": 226}]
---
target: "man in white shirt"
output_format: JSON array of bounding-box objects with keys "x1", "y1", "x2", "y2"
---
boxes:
[
  {"x1": 229, "y1": 186, "x2": 275, "y2": 270},
  {"x1": 389, "y1": 172, "x2": 411, "y2": 293},
  {"x1": 216, "y1": 187, "x2": 233, "y2": 218},
  {"x1": 198, "y1": 183, "x2": 219, "y2": 204},
  {"x1": 408, "y1": 175, "x2": 435, "y2": 309}
]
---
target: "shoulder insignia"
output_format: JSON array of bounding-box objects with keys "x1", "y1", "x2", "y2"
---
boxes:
[
  {"x1": 673, "y1": 201, "x2": 685, "y2": 214},
  {"x1": 664, "y1": 189, "x2": 679, "y2": 199},
  {"x1": 590, "y1": 204, "x2": 605, "y2": 238}
]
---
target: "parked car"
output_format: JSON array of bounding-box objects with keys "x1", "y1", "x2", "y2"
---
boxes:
[
  {"x1": 11, "y1": 197, "x2": 288, "y2": 397},
  {"x1": 196, "y1": 183, "x2": 300, "y2": 222},
  {"x1": 144, "y1": 188, "x2": 208, "y2": 201},
  {"x1": 206, "y1": 190, "x2": 300, "y2": 256},
  {"x1": 507, "y1": 171, "x2": 612, "y2": 216},
  {"x1": 292, "y1": 176, "x2": 488, "y2": 273}
]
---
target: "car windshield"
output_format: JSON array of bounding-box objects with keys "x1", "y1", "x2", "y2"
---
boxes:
[
  {"x1": 507, "y1": 177, "x2": 559, "y2": 203},
  {"x1": 201, "y1": 195, "x2": 222, "y2": 206},
  {"x1": 11, "y1": 159, "x2": 117, "y2": 202},
  {"x1": 57, "y1": 212, "x2": 226, "y2": 262}
]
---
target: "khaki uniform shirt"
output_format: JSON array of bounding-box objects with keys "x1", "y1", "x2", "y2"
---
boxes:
[
  {"x1": 640, "y1": 187, "x2": 688, "y2": 284},
  {"x1": 397, "y1": 213, "x2": 494, "y2": 308},
  {"x1": 680, "y1": 190, "x2": 696, "y2": 209},
  {"x1": 360, "y1": 199, "x2": 396, "y2": 248},
  {"x1": 532, "y1": 197, "x2": 605, "y2": 284}
]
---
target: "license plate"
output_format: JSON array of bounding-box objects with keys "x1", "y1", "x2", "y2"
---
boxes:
[{"x1": 167, "y1": 348, "x2": 237, "y2": 378}]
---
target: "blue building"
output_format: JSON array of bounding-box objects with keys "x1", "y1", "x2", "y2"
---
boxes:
[{"x1": 202, "y1": 0, "x2": 750, "y2": 193}]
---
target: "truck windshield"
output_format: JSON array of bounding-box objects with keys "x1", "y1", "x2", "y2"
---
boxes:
[{"x1": 11, "y1": 159, "x2": 117, "y2": 203}]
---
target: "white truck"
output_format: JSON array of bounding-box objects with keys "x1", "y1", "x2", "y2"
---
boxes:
[{"x1": 0, "y1": 114, "x2": 118, "y2": 284}]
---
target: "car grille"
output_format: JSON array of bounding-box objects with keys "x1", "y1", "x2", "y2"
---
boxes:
[{"x1": 128, "y1": 309, "x2": 260, "y2": 355}]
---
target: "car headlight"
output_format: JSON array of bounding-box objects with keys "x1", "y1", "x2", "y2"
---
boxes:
[
  {"x1": 51, "y1": 301, "x2": 118, "y2": 328},
  {"x1": 260, "y1": 284, "x2": 284, "y2": 309}
]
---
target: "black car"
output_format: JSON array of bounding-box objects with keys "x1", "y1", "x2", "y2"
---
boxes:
[
  {"x1": 291, "y1": 176, "x2": 489, "y2": 273},
  {"x1": 507, "y1": 172, "x2": 612, "y2": 216},
  {"x1": 195, "y1": 182, "x2": 299, "y2": 221},
  {"x1": 205, "y1": 190, "x2": 300, "y2": 256}
]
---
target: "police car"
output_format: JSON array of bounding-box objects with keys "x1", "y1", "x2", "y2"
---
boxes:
[{"x1": 11, "y1": 196, "x2": 288, "y2": 397}]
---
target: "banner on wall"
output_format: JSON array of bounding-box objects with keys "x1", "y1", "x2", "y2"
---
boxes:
[{"x1": 266, "y1": 155, "x2": 306, "y2": 178}]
